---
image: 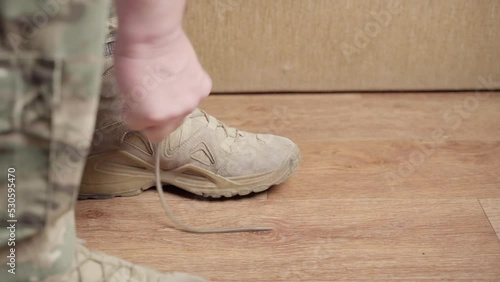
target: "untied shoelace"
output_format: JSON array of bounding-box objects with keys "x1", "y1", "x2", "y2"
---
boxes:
[{"x1": 153, "y1": 143, "x2": 274, "y2": 233}]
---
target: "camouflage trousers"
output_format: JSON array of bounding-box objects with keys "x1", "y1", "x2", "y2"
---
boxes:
[{"x1": 0, "y1": 0, "x2": 109, "y2": 280}]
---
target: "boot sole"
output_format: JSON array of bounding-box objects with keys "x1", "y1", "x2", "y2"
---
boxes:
[{"x1": 79, "y1": 146, "x2": 300, "y2": 199}]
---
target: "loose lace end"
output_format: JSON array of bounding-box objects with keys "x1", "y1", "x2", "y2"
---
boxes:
[{"x1": 153, "y1": 143, "x2": 274, "y2": 233}]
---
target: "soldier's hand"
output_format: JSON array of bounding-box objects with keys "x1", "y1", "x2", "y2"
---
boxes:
[{"x1": 114, "y1": 30, "x2": 211, "y2": 142}]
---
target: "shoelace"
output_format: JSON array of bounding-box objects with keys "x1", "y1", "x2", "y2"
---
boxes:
[
  {"x1": 191, "y1": 109, "x2": 244, "y2": 138},
  {"x1": 106, "y1": 19, "x2": 266, "y2": 233},
  {"x1": 153, "y1": 143, "x2": 273, "y2": 233}
]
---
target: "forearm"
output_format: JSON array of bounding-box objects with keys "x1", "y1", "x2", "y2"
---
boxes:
[{"x1": 114, "y1": 0, "x2": 188, "y2": 56}]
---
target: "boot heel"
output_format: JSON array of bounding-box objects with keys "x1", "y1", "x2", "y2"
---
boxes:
[{"x1": 80, "y1": 151, "x2": 155, "y2": 199}]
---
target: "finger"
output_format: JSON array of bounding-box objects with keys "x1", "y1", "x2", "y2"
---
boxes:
[
  {"x1": 142, "y1": 116, "x2": 185, "y2": 143},
  {"x1": 122, "y1": 103, "x2": 150, "y2": 131}
]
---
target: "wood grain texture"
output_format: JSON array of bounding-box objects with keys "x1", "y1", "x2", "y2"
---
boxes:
[
  {"x1": 76, "y1": 195, "x2": 500, "y2": 281},
  {"x1": 481, "y1": 199, "x2": 500, "y2": 240},
  {"x1": 199, "y1": 93, "x2": 500, "y2": 142},
  {"x1": 76, "y1": 93, "x2": 500, "y2": 281},
  {"x1": 268, "y1": 140, "x2": 500, "y2": 200}
]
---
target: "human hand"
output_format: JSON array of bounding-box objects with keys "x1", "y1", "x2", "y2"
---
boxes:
[{"x1": 114, "y1": 30, "x2": 211, "y2": 142}]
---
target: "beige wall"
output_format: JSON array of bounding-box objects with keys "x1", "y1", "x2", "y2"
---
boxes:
[{"x1": 184, "y1": 0, "x2": 500, "y2": 93}]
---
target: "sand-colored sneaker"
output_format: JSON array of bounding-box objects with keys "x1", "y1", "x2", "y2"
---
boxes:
[
  {"x1": 80, "y1": 106, "x2": 300, "y2": 198},
  {"x1": 78, "y1": 22, "x2": 300, "y2": 200}
]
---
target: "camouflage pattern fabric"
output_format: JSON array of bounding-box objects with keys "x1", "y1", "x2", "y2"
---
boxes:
[{"x1": 0, "y1": 0, "x2": 109, "y2": 280}]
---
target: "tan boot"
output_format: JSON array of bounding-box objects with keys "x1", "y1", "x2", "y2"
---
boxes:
[
  {"x1": 80, "y1": 47, "x2": 301, "y2": 199},
  {"x1": 67, "y1": 241, "x2": 206, "y2": 282}
]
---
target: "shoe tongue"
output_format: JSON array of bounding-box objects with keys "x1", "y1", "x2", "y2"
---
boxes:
[
  {"x1": 191, "y1": 115, "x2": 229, "y2": 142},
  {"x1": 190, "y1": 110, "x2": 233, "y2": 142},
  {"x1": 166, "y1": 111, "x2": 227, "y2": 152}
]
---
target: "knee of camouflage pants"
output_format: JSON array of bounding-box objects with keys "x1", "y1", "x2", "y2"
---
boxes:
[{"x1": 0, "y1": 0, "x2": 109, "y2": 280}]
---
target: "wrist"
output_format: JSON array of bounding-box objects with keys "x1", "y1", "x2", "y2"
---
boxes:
[
  {"x1": 114, "y1": 0, "x2": 187, "y2": 57},
  {"x1": 115, "y1": 27, "x2": 185, "y2": 58}
]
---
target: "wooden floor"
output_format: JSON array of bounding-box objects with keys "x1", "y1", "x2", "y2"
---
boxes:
[{"x1": 76, "y1": 93, "x2": 500, "y2": 281}]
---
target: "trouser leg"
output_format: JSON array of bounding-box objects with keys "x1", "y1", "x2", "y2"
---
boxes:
[{"x1": 0, "y1": 0, "x2": 109, "y2": 280}]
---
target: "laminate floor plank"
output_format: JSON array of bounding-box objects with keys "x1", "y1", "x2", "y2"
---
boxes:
[
  {"x1": 481, "y1": 199, "x2": 500, "y2": 241},
  {"x1": 76, "y1": 93, "x2": 500, "y2": 281},
  {"x1": 76, "y1": 195, "x2": 500, "y2": 281}
]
